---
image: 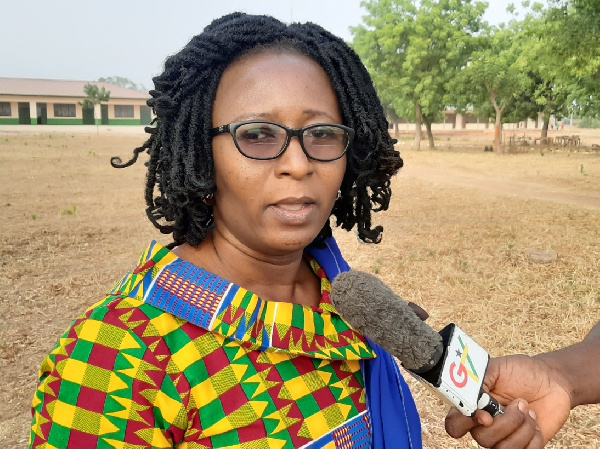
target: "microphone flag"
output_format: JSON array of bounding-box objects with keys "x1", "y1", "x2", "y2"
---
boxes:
[{"x1": 411, "y1": 323, "x2": 492, "y2": 416}]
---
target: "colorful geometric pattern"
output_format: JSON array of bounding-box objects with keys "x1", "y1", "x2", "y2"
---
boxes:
[{"x1": 31, "y1": 241, "x2": 377, "y2": 448}]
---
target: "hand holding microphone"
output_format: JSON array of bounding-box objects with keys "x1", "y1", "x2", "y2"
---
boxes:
[
  {"x1": 331, "y1": 270, "x2": 545, "y2": 448},
  {"x1": 330, "y1": 270, "x2": 502, "y2": 417}
]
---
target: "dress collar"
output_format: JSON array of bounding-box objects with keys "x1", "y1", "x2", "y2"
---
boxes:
[{"x1": 111, "y1": 241, "x2": 375, "y2": 361}]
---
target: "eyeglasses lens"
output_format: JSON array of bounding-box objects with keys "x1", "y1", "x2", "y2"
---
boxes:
[
  {"x1": 303, "y1": 126, "x2": 348, "y2": 160},
  {"x1": 233, "y1": 122, "x2": 348, "y2": 160},
  {"x1": 234, "y1": 123, "x2": 286, "y2": 159}
]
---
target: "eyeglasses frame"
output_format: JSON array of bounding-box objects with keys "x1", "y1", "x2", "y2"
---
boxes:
[{"x1": 210, "y1": 120, "x2": 354, "y2": 162}]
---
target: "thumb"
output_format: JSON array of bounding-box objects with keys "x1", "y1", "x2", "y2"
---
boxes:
[{"x1": 445, "y1": 407, "x2": 488, "y2": 438}]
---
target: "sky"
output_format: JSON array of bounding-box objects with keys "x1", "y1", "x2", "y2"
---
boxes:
[{"x1": 1, "y1": 0, "x2": 516, "y2": 90}]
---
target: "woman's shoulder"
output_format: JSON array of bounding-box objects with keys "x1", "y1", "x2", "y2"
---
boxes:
[
  {"x1": 59, "y1": 291, "x2": 201, "y2": 356},
  {"x1": 52, "y1": 240, "x2": 213, "y2": 360}
]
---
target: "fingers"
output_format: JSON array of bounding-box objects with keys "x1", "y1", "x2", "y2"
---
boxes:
[
  {"x1": 407, "y1": 302, "x2": 429, "y2": 321},
  {"x1": 446, "y1": 399, "x2": 545, "y2": 449},
  {"x1": 445, "y1": 407, "x2": 488, "y2": 438},
  {"x1": 470, "y1": 399, "x2": 543, "y2": 449},
  {"x1": 474, "y1": 409, "x2": 494, "y2": 427},
  {"x1": 524, "y1": 430, "x2": 546, "y2": 449}
]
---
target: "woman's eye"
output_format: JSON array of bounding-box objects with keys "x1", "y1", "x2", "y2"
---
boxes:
[
  {"x1": 309, "y1": 127, "x2": 337, "y2": 141},
  {"x1": 238, "y1": 127, "x2": 277, "y2": 142}
]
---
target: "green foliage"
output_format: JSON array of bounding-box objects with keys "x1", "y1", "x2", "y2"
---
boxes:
[
  {"x1": 451, "y1": 25, "x2": 531, "y2": 118},
  {"x1": 451, "y1": 1, "x2": 599, "y2": 139},
  {"x1": 352, "y1": 0, "x2": 487, "y2": 146},
  {"x1": 547, "y1": 0, "x2": 600, "y2": 79},
  {"x1": 352, "y1": 0, "x2": 419, "y2": 120},
  {"x1": 79, "y1": 84, "x2": 110, "y2": 110},
  {"x1": 352, "y1": 0, "x2": 599, "y2": 146},
  {"x1": 509, "y1": 4, "x2": 596, "y2": 128},
  {"x1": 529, "y1": 1, "x2": 600, "y2": 117}
]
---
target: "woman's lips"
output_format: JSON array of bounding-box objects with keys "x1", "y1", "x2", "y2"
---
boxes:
[
  {"x1": 277, "y1": 203, "x2": 310, "y2": 211},
  {"x1": 269, "y1": 199, "x2": 316, "y2": 224}
]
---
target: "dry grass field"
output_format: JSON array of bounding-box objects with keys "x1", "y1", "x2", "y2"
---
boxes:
[{"x1": 1, "y1": 128, "x2": 599, "y2": 448}]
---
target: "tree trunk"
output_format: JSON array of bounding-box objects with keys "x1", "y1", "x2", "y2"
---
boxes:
[
  {"x1": 422, "y1": 115, "x2": 435, "y2": 149},
  {"x1": 394, "y1": 121, "x2": 399, "y2": 140},
  {"x1": 490, "y1": 92, "x2": 504, "y2": 154},
  {"x1": 94, "y1": 108, "x2": 99, "y2": 135},
  {"x1": 494, "y1": 114, "x2": 502, "y2": 153},
  {"x1": 541, "y1": 117, "x2": 550, "y2": 138},
  {"x1": 415, "y1": 103, "x2": 422, "y2": 150}
]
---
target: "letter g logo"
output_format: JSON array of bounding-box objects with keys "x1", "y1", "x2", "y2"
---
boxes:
[{"x1": 449, "y1": 362, "x2": 468, "y2": 388}]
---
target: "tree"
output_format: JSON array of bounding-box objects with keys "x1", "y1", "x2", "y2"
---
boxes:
[
  {"x1": 352, "y1": 0, "x2": 418, "y2": 142},
  {"x1": 543, "y1": 0, "x2": 600, "y2": 117},
  {"x1": 79, "y1": 84, "x2": 110, "y2": 130},
  {"x1": 547, "y1": 0, "x2": 600, "y2": 81},
  {"x1": 451, "y1": 25, "x2": 531, "y2": 153},
  {"x1": 352, "y1": 0, "x2": 487, "y2": 149},
  {"x1": 503, "y1": 70, "x2": 571, "y2": 138},
  {"x1": 498, "y1": 1, "x2": 600, "y2": 135},
  {"x1": 505, "y1": 6, "x2": 571, "y2": 137}
]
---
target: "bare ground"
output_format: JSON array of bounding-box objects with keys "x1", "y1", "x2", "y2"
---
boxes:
[{"x1": 1, "y1": 128, "x2": 599, "y2": 448}]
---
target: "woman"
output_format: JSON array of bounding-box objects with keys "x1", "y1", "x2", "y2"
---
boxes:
[
  {"x1": 30, "y1": 13, "x2": 414, "y2": 448},
  {"x1": 31, "y1": 13, "x2": 538, "y2": 449}
]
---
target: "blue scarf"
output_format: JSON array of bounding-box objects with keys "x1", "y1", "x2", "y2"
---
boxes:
[{"x1": 307, "y1": 237, "x2": 422, "y2": 449}]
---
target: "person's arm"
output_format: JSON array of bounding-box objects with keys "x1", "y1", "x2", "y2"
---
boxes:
[
  {"x1": 445, "y1": 321, "x2": 600, "y2": 446},
  {"x1": 536, "y1": 321, "x2": 600, "y2": 408}
]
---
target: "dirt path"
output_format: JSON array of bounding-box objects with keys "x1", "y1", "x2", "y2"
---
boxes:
[{"x1": 402, "y1": 165, "x2": 600, "y2": 210}]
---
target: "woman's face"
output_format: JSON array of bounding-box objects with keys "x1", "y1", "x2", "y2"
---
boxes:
[{"x1": 211, "y1": 51, "x2": 347, "y2": 256}]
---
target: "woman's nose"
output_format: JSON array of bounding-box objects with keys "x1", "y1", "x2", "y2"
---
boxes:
[{"x1": 274, "y1": 136, "x2": 314, "y2": 179}]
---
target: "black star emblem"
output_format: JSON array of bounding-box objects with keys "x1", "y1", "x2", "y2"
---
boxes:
[{"x1": 455, "y1": 349, "x2": 462, "y2": 358}]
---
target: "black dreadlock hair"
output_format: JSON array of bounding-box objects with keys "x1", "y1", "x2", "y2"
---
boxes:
[{"x1": 111, "y1": 13, "x2": 403, "y2": 249}]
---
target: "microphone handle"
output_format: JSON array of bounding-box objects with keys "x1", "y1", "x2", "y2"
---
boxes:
[{"x1": 478, "y1": 392, "x2": 505, "y2": 417}]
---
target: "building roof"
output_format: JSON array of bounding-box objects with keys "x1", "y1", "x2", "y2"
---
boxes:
[{"x1": 0, "y1": 78, "x2": 149, "y2": 100}]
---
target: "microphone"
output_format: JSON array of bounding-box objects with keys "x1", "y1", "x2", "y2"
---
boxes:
[{"x1": 331, "y1": 270, "x2": 503, "y2": 417}]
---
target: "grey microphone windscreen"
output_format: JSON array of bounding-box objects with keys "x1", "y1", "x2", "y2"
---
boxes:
[{"x1": 331, "y1": 270, "x2": 443, "y2": 371}]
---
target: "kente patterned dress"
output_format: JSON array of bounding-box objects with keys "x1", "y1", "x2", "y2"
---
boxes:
[{"x1": 30, "y1": 240, "x2": 421, "y2": 448}]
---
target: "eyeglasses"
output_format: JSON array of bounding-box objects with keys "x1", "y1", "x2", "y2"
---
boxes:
[{"x1": 210, "y1": 121, "x2": 354, "y2": 161}]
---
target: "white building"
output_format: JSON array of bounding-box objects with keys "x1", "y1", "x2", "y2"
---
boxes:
[{"x1": 0, "y1": 78, "x2": 152, "y2": 126}]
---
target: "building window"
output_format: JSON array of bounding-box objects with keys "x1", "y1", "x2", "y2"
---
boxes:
[
  {"x1": 54, "y1": 104, "x2": 76, "y2": 117},
  {"x1": 0, "y1": 102, "x2": 11, "y2": 116},
  {"x1": 114, "y1": 105, "x2": 134, "y2": 118}
]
